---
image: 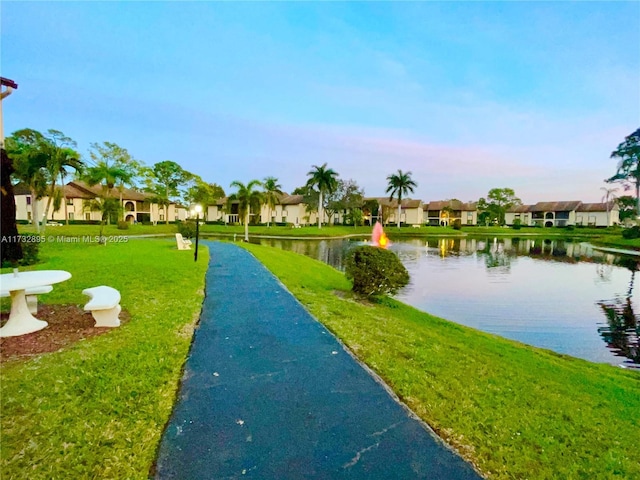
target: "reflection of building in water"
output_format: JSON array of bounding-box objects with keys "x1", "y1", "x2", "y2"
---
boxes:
[{"x1": 422, "y1": 237, "x2": 619, "y2": 268}]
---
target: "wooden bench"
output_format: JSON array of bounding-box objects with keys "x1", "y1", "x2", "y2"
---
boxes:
[
  {"x1": 83, "y1": 286, "x2": 121, "y2": 327},
  {"x1": 175, "y1": 233, "x2": 192, "y2": 250},
  {"x1": 0, "y1": 285, "x2": 53, "y2": 314}
]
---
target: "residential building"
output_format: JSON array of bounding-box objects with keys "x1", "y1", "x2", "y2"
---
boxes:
[
  {"x1": 505, "y1": 201, "x2": 619, "y2": 227},
  {"x1": 13, "y1": 181, "x2": 179, "y2": 224},
  {"x1": 423, "y1": 200, "x2": 478, "y2": 226}
]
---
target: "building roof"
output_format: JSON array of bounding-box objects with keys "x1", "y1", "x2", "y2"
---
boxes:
[
  {"x1": 424, "y1": 200, "x2": 477, "y2": 211},
  {"x1": 576, "y1": 202, "x2": 618, "y2": 212},
  {"x1": 508, "y1": 201, "x2": 584, "y2": 213},
  {"x1": 507, "y1": 204, "x2": 534, "y2": 213},
  {"x1": 68, "y1": 181, "x2": 151, "y2": 201},
  {"x1": 531, "y1": 201, "x2": 583, "y2": 212},
  {"x1": 12, "y1": 183, "x2": 31, "y2": 195},
  {"x1": 364, "y1": 197, "x2": 422, "y2": 209},
  {"x1": 280, "y1": 194, "x2": 304, "y2": 205}
]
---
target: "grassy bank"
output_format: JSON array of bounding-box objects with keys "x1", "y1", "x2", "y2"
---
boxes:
[
  {"x1": 0, "y1": 239, "x2": 208, "y2": 479},
  {"x1": 241, "y1": 243, "x2": 640, "y2": 479}
]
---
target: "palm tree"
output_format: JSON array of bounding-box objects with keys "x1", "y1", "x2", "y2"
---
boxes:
[
  {"x1": 262, "y1": 177, "x2": 283, "y2": 227},
  {"x1": 386, "y1": 169, "x2": 418, "y2": 228},
  {"x1": 43, "y1": 145, "x2": 83, "y2": 227},
  {"x1": 229, "y1": 180, "x2": 263, "y2": 241},
  {"x1": 84, "y1": 161, "x2": 131, "y2": 241},
  {"x1": 306, "y1": 163, "x2": 339, "y2": 228},
  {"x1": 601, "y1": 186, "x2": 618, "y2": 227}
]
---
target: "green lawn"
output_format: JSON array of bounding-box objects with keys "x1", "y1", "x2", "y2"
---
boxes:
[
  {"x1": 241, "y1": 243, "x2": 640, "y2": 480},
  {"x1": 0, "y1": 239, "x2": 208, "y2": 479}
]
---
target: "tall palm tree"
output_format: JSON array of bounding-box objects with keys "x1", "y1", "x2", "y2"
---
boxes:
[
  {"x1": 229, "y1": 180, "x2": 263, "y2": 241},
  {"x1": 43, "y1": 146, "x2": 83, "y2": 227},
  {"x1": 386, "y1": 169, "x2": 418, "y2": 228},
  {"x1": 84, "y1": 161, "x2": 131, "y2": 238},
  {"x1": 306, "y1": 163, "x2": 339, "y2": 228},
  {"x1": 601, "y1": 186, "x2": 618, "y2": 227},
  {"x1": 262, "y1": 176, "x2": 283, "y2": 227}
]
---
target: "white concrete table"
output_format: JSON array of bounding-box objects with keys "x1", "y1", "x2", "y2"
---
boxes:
[{"x1": 0, "y1": 270, "x2": 71, "y2": 337}]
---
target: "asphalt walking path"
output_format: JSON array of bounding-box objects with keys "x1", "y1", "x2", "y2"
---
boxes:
[{"x1": 155, "y1": 241, "x2": 482, "y2": 479}]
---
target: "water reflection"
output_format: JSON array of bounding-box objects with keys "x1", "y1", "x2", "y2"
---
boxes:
[
  {"x1": 253, "y1": 236, "x2": 640, "y2": 366},
  {"x1": 597, "y1": 258, "x2": 640, "y2": 368}
]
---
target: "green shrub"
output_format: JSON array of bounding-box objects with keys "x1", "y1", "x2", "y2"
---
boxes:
[
  {"x1": 345, "y1": 246, "x2": 409, "y2": 297},
  {"x1": 117, "y1": 221, "x2": 129, "y2": 230},
  {"x1": 20, "y1": 235, "x2": 41, "y2": 266},
  {"x1": 512, "y1": 219, "x2": 522, "y2": 230},
  {"x1": 452, "y1": 219, "x2": 462, "y2": 230},
  {"x1": 176, "y1": 220, "x2": 196, "y2": 239},
  {"x1": 622, "y1": 225, "x2": 640, "y2": 239}
]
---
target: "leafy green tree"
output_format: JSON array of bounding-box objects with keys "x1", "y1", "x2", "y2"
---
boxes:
[
  {"x1": 617, "y1": 195, "x2": 637, "y2": 223},
  {"x1": 186, "y1": 179, "x2": 225, "y2": 221},
  {"x1": 326, "y1": 179, "x2": 365, "y2": 225},
  {"x1": 145, "y1": 160, "x2": 194, "y2": 224},
  {"x1": 306, "y1": 163, "x2": 339, "y2": 228},
  {"x1": 5, "y1": 129, "x2": 49, "y2": 232},
  {"x1": 607, "y1": 128, "x2": 640, "y2": 217},
  {"x1": 478, "y1": 188, "x2": 522, "y2": 226},
  {"x1": 229, "y1": 180, "x2": 263, "y2": 241},
  {"x1": 88, "y1": 142, "x2": 144, "y2": 221},
  {"x1": 386, "y1": 169, "x2": 417, "y2": 228},
  {"x1": 262, "y1": 177, "x2": 283, "y2": 227}
]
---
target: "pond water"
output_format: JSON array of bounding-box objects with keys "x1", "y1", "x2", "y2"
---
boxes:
[{"x1": 252, "y1": 236, "x2": 640, "y2": 368}]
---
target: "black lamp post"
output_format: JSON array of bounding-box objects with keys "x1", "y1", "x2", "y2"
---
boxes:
[{"x1": 194, "y1": 204, "x2": 202, "y2": 262}]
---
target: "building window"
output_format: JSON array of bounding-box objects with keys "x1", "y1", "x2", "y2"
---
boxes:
[
  {"x1": 26, "y1": 196, "x2": 32, "y2": 205},
  {"x1": 282, "y1": 217, "x2": 287, "y2": 223},
  {"x1": 66, "y1": 198, "x2": 73, "y2": 205},
  {"x1": 588, "y1": 215, "x2": 596, "y2": 226},
  {"x1": 160, "y1": 215, "x2": 165, "y2": 221},
  {"x1": 68, "y1": 212, "x2": 74, "y2": 220},
  {"x1": 27, "y1": 212, "x2": 32, "y2": 220},
  {"x1": 85, "y1": 213, "x2": 91, "y2": 220},
  {"x1": 524, "y1": 214, "x2": 529, "y2": 224},
  {"x1": 576, "y1": 215, "x2": 583, "y2": 226}
]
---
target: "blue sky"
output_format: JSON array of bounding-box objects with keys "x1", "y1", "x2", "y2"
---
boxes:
[{"x1": 2, "y1": 2, "x2": 638, "y2": 203}]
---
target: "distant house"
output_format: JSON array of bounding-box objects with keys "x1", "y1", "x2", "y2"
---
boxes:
[
  {"x1": 505, "y1": 201, "x2": 619, "y2": 227},
  {"x1": 207, "y1": 193, "x2": 317, "y2": 226},
  {"x1": 364, "y1": 197, "x2": 424, "y2": 226},
  {"x1": 423, "y1": 200, "x2": 478, "y2": 226},
  {"x1": 13, "y1": 181, "x2": 178, "y2": 224}
]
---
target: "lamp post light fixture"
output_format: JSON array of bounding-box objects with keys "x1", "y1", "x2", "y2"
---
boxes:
[{"x1": 194, "y1": 204, "x2": 203, "y2": 262}]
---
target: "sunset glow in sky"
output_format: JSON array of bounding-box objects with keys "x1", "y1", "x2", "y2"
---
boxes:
[{"x1": 2, "y1": 2, "x2": 639, "y2": 203}]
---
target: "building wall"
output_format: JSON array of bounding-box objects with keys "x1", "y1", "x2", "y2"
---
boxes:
[{"x1": 403, "y1": 207, "x2": 423, "y2": 225}]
